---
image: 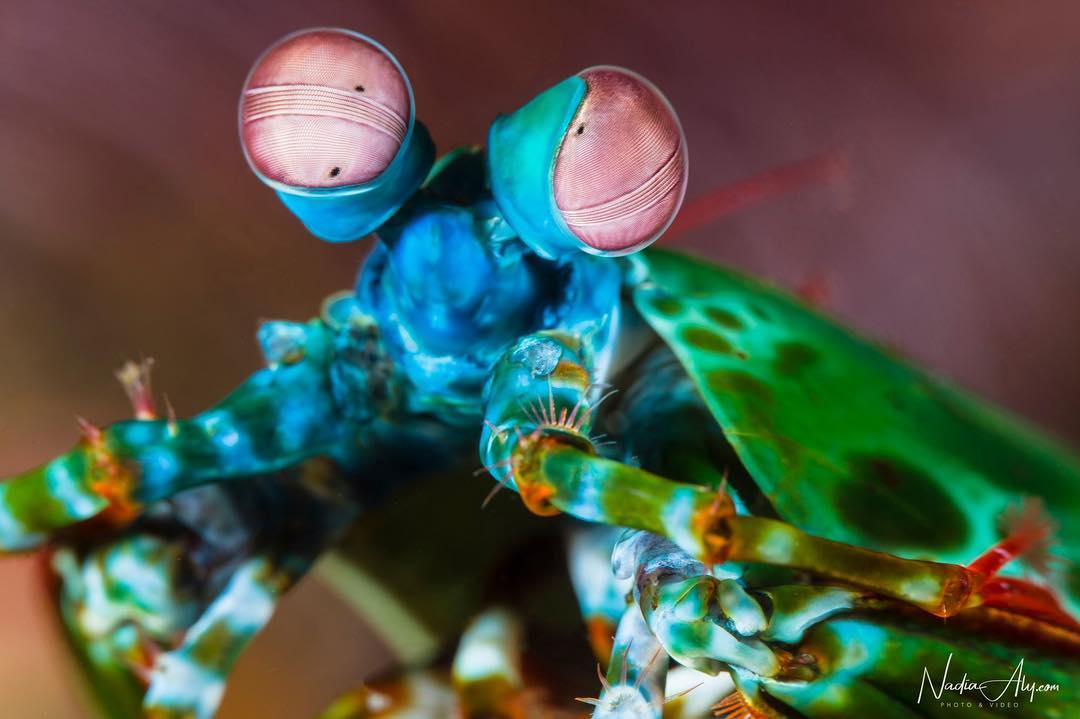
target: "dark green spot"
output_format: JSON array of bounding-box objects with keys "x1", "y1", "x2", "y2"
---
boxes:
[
  {"x1": 682, "y1": 327, "x2": 736, "y2": 355},
  {"x1": 773, "y1": 342, "x2": 820, "y2": 377},
  {"x1": 705, "y1": 371, "x2": 775, "y2": 429},
  {"x1": 706, "y1": 370, "x2": 773, "y2": 404},
  {"x1": 649, "y1": 295, "x2": 684, "y2": 317},
  {"x1": 835, "y1": 455, "x2": 969, "y2": 552},
  {"x1": 750, "y1": 304, "x2": 770, "y2": 321},
  {"x1": 704, "y1": 370, "x2": 784, "y2": 464},
  {"x1": 704, "y1": 306, "x2": 744, "y2": 330}
]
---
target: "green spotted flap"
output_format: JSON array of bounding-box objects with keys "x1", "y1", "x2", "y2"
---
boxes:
[{"x1": 632, "y1": 248, "x2": 1080, "y2": 610}]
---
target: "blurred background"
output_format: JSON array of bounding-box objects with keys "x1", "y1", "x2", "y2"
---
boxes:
[{"x1": 2, "y1": 1, "x2": 1079, "y2": 716}]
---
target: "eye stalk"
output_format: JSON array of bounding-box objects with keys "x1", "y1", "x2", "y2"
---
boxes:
[
  {"x1": 488, "y1": 67, "x2": 687, "y2": 259},
  {"x1": 240, "y1": 28, "x2": 434, "y2": 242}
]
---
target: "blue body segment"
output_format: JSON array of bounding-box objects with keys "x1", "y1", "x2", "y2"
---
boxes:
[
  {"x1": 273, "y1": 123, "x2": 435, "y2": 242},
  {"x1": 487, "y1": 75, "x2": 587, "y2": 260},
  {"x1": 354, "y1": 184, "x2": 623, "y2": 420}
]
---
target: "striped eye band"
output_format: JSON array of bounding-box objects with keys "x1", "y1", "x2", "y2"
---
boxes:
[
  {"x1": 242, "y1": 84, "x2": 408, "y2": 145},
  {"x1": 239, "y1": 28, "x2": 411, "y2": 189},
  {"x1": 553, "y1": 67, "x2": 687, "y2": 255},
  {"x1": 558, "y1": 140, "x2": 684, "y2": 228}
]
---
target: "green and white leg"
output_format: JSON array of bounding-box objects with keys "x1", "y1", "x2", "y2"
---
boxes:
[
  {"x1": 141, "y1": 548, "x2": 327, "y2": 719},
  {"x1": 507, "y1": 439, "x2": 988, "y2": 618},
  {"x1": 0, "y1": 314, "x2": 390, "y2": 552},
  {"x1": 480, "y1": 330, "x2": 608, "y2": 511}
]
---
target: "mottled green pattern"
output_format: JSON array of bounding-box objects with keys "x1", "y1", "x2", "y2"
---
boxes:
[
  {"x1": 633, "y1": 249, "x2": 1080, "y2": 606},
  {"x1": 761, "y1": 613, "x2": 1080, "y2": 718}
]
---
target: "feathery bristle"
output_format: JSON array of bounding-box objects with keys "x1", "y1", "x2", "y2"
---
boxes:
[
  {"x1": 115, "y1": 357, "x2": 157, "y2": 420},
  {"x1": 996, "y1": 497, "x2": 1063, "y2": 580},
  {"x1": 597, "y1": 663, "x2": 611, "y2": 691}
]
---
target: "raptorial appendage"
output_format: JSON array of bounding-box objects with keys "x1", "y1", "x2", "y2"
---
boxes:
[
  {"x1": 480, "y1": 331, "x2": 611, "y2": 510},
  {"x1": 53, "y1": 451, "x2": 358, "y2": 719},
  {"x1": 0, "y1": 306, "x2": 396, "y2": 554},
  {"x1": 476, "y1": 332, "x2": 1078, "y2": 716},
  {"x1": 502, "y1": 432, "x2": 1077, "y2": 623},
  {"x1": 3, "y1": 301, "x2": 394, "y2": 718}
]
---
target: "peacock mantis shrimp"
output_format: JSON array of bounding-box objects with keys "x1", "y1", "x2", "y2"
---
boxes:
[{"x1": 1, "y1": 27, "x2": 1077, "y2": 719}]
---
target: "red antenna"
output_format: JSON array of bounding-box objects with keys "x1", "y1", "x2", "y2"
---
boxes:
[{"x1": 666, "y1": 149, "x2": 850, "y2": 239}]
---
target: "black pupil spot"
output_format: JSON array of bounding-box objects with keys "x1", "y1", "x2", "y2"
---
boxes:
[
  {"x1": 329, "y1": 167, "x2": 341, "y2": 177},
  {"x1": 355, "y1": 85, "x2": 365, "y2": 92},
  {"x1": 576, "y1": 124, "x2": 585, "y2": 135}
]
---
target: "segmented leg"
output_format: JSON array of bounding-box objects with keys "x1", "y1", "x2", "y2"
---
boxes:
[
  {"x1": 141, "y1": 556, "x2": 284, "y2": 719},
  {"x1": 507, "y1": 435, "x2": 1038, "y2": 619},
  {"x1": 142, "y1": 466, "x2": 356, "y2": 719},
  {"x1": 0, "y1": 316, "x2": 388, "y2": 552},
  {"x1": 51, "y1": 454, "x2": 357, "y2": 719},
  {"x1": 611, "y1": 531, "x2": 1080, "y2": 718},
  {"x1": 613, "y1": 531, "x2": 780, "y2": 681},
  {"x1": 480, "y1": 330, "x2": 606, "y2": 507},
  {"x1": 52, "y1": 535, "x2": 196, "y2": 719},
  {"x1": 491, "y1": 428, "x2": 1080, "y2": 719}
]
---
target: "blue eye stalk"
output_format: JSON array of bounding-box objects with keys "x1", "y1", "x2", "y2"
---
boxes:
[
  {"x1": 489, "y1": 67, "x2": 688, "y2": 261},
  {"x1": 487, "y1": 75, "x2": 591, "y2": 260},
  {"x1": 270, "y1": 121, "x2": 435, "y2": 243},
  {"x1": 240, "y1": 30, "x2": 687, "y2": 258},
  {"x1": 239, "y1": 28, "x2": 434, "y2": 242}
]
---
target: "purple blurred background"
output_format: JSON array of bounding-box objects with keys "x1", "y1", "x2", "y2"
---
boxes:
[{"x1": 2, "y1": 1, "x2": 1079, "y2": 715}]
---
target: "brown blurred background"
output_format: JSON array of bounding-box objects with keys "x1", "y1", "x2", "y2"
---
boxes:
[{"x1": 2, "y1": 1, "x2": 1079, "y2": 716}]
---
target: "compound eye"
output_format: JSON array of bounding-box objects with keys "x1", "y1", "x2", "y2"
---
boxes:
[
  {"x1": 553, "y1": 68, "x2": 687, "y2": 255},
  {"x1": 240, "y1": 28, "x2": 410, "y2": 189}
]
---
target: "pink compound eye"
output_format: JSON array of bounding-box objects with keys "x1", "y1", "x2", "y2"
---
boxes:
[
  {"x1": 240, "y1": 29, "x2": 411, "y2": 189},
  {"x1": 553, "y1": 67, "x2": 688, "y2": 254}
]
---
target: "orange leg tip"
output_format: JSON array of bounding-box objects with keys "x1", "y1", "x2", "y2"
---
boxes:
[
  {"x1": 691, "y1": 497, "x2": 735, "y2": 565},
  {"x1": 518, "y1": 483, "x2": 561, "y2": 517},
  {"x1": 930, "y1": 569, "x2": 980, "y2": 618}
]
